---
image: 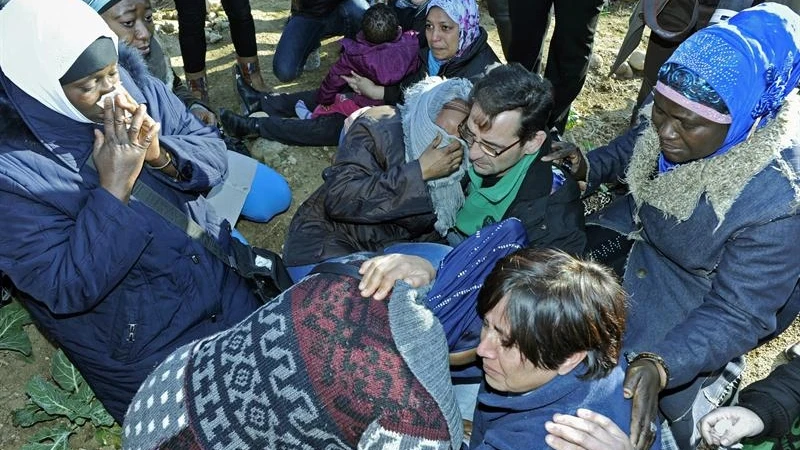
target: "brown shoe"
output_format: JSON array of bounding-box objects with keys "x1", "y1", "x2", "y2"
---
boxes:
[
  {"x1": 236, "y1": 55, "x2": 268, "y2": 92},
  {"x1": 185, "y1": 70, "x2": 210, "y2": 104}
]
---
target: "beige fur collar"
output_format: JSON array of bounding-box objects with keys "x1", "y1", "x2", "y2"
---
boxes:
[{"x1": 625, "y1": 94, "x2": 800, "y2": 225}]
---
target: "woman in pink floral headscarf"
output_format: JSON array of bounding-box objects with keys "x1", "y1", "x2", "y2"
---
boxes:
[{"x1": 342, "y1": 0, "x2": 498, "y2": 105}]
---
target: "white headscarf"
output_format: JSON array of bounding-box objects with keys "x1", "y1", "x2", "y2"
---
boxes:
[{"x1": 0, "y1": 0, "x2": 119, "y2": 123}]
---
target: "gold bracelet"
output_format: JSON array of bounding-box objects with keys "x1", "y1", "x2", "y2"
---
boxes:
[{"x1": 147, "y1": 151, "x2": 172, "y2": 170}]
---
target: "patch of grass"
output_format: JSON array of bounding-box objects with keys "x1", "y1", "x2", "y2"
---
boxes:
[{"x1": 1, "y1": 302, "x2": 121, "y2": 449}]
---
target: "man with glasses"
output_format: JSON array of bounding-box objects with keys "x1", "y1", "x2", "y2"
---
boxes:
[{"x1": 450, "y1": 63, "x2": 585, "y2": 253}]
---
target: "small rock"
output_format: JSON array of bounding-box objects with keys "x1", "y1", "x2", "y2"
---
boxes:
[
  {"x1": 205, "y1": 29, "x2": 223, "y2": 44},
  {"x1": 629, "y1": 49, "x2": 646, "y2": 72},
  {"x1": 162, "y1": 10, "x2": 177, "y2": 20},
  {"x1": 286, "y1": 155, "x2": 298, "y2": 166},
  {"x1": 158, "y1": 20, "x2": 177, "y2": 34},
  {"x1": 613, "y1": 61, "x2": 634, "y2": 79},
  {"x1": 212, "y1": 19, "x2": 229, "y2": 31},
  {"x1": 588, "y1": 53, "x2": 603, "y2": 72},
  {"x1": 207, "y1": 11, "x2": 217, "y2": 20}
]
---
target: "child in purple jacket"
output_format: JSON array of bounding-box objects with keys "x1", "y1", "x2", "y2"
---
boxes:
[{"x1": 295, "y1": 3, "x2": 421, "y2": 119}]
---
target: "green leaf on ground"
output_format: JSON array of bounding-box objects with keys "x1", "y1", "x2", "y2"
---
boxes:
[
  {"x1": 26, "y1": 375, "x2": 81, "y2": 421},
  {"x1": 94, "y1": 424, "x2": 123, "y2": 447},
  {"x1": 22, "y1": 423, "x2": 75, "y2": 450},
  {"x1": 0, "y1": 301, "x2": 33, "y2": 355},
  {"x1": 51, "y1": 349, "x2": 84, "y2": 393},
  {"x1": 74, "y1": 379, "x2": 96, "y2": 404},
  {"x1": 12, "y1": 402, "x2": 59, "y2": 427},
  {"x1": 86, "y1": 399, "x2": 115, "y2": 427}
]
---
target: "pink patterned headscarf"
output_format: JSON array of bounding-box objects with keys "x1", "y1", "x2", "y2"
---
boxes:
[{"x1": 427, "y1": 0, "x2": 481, "y2": 57}]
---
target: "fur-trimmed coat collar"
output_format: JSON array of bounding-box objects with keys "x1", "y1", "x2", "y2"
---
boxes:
[
  {"x1": 0, "y1": 43, "x2": 150, "y2": 142},
  {"x1": 626, "y1": 93, "x2": 800, "y2": 225}
]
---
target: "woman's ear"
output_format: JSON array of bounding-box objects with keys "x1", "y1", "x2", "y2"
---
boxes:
[
  {"x1": 522, "y1": 130, "x2": 548, "y2": 156},
  {"x1": 556, "y1": 350, "x2": 587, "y2": 375}
]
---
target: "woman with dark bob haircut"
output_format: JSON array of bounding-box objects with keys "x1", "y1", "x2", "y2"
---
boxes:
[{"x1": 469, "y1": 248, "x2": 662, "y2": 449}]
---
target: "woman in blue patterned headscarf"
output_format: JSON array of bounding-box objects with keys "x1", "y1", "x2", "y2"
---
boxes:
[
  {"x1": 545, "y1": 3, "x2": 800, "y2": 448},
  {"x1": 653, "y1": 3, "x2": 800, "y2": 171}
]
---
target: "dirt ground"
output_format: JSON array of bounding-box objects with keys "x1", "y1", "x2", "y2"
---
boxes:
[{"x1": 0, "y1": 0, "x2": 797, "y2": 448}]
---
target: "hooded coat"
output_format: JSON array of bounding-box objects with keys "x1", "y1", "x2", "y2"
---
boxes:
[
  {"x1": 585, "y1": 97, "x2": 800, "y2": 424},
  {"x1": 316, "y1": 29, "x2": 421, "y2": 107},
  {"x1": 0, "y1": 45, "x2": 261, "y2": 422}
]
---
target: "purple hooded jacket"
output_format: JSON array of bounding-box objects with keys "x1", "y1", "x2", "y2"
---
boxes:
[{"x1": 316, "y1": 29, "x2": 421, "y2": 107}]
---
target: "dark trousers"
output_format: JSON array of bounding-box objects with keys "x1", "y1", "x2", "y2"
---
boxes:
[
  {"x1": 174, "y1": 0, "x2": 257, "y2": 73},
  {"x1": 507, "y1": 0, "x2": 605, "y2": 134},
  {"x1": 485, "y1": 0, "x2": 512, "y2": 60},
  {"x1": 272, "y1": 0, "x2": 368, "y2": 82},
  {"x1": 256, "y1": 89, "x2": 346, "y2": 146}
]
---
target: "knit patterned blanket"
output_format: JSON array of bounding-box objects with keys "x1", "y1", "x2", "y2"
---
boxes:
[{"x1": 123, "y1": 269, "x2": 461, "y2": 450}]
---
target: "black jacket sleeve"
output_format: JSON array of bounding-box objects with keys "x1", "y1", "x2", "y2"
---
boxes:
[{"x1": 737, "y1": 358, "x2": 800, "y2": 439}]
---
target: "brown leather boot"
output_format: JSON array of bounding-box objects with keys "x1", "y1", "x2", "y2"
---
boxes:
[
  {"x1": 236, "y1": 55, "x2": 268, "y2": 92},
  {"x1": 185, "y1": 70, "x2": 210, "y2": 104}
]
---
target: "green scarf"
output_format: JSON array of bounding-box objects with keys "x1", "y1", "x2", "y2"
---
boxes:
[{"x1": 455, "y1": 153, "x2": 536, "y2": 235}]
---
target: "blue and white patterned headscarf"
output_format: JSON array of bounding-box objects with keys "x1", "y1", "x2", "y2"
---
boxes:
[
  {"x1": 426, "y1": 0, "x2": 480, "y2": 58},
  {"x1": 425, "y1": 218, "x2": 528, "y2": 353},
  {"x1": 655, "y1": 2, "x2": 800, "y2": 172}
]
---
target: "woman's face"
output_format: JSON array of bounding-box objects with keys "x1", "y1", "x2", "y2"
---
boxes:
[
  {"x1": 101, "y1": 0, "x2": 154, "y2": 56},
  {"x1": 651, "y1": 91, "x2": 730, "y2": 164},
  {"x1": 62, "y1": 62, "x2": 120, "y2": 123},
  {"x1": 426, "y1": 7, "x2": 460, "y2": 61},
  {"x1": 476, "y1": 297, "x2": 559, "y2": 393},
  {"x1": 434, "y1": 100, "x2": 469, "y2": 136}
]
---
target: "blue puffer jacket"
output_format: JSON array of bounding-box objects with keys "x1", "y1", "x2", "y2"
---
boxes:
[
  {"x1": 0, "y1": 45, "x2": 261, "y2": 422},
  {"x1": 585, "y1": 99, "x2": 800, "y2": 426}
]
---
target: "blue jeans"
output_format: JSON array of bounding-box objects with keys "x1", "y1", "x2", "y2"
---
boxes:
[
  {"x1": 272, "y1": 0, "x2": 369, "y2": 82},
  {"x1": 241, "y1": 163, "x2": 292, "y2": 222}
]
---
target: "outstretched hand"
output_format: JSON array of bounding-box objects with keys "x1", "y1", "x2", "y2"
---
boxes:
[
  {"x1": 541, "y1": 141, "x2": 588, "y2": 184},
  {"x1": 623, "y1": 359, "x2": 663, "y2": 450},
  {"x1": 358, "y1": 254, "x2": 436, "y2": 300},
  {"x1": 418, "y1": 133, "x2": 464, "y2": 180},
  {"x1": 698, "y1": 406, "x2": 764, "y2": 447},
  {"x1": 342, "y1": 71, "x2": 384, "y2": 101},
  {"x1": 545, "y1": 408, "x2": 634, "y2": 450}
]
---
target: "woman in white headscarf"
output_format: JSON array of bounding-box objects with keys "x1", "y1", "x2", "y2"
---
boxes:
[{"x1": 0, "y1": 0, "x2": 262, "y2": 422}]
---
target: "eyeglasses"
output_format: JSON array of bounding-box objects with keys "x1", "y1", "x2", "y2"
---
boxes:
[{"x1": 458, "y1": 120, "x2": 521, "y2": 157}]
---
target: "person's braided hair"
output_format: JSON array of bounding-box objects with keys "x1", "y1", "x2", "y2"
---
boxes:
[{"x1": 362, "y1": 3, "x2": 400, "y2": 44}]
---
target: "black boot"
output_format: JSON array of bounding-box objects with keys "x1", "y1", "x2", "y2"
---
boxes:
[
  {"x1": 233, "y1": 65, "x2": 266, "y2": 115},
  {"x1": 220, "y1": 109, "x2": 260, "y2": 138}
]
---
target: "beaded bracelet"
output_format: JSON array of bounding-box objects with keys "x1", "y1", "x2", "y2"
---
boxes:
[
  {"x1": 628, "y1": 351, "x2": 670, "y2": 389},
  {"x1": 148, "y1": 151, "x2": 172, "y2": 170}
]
